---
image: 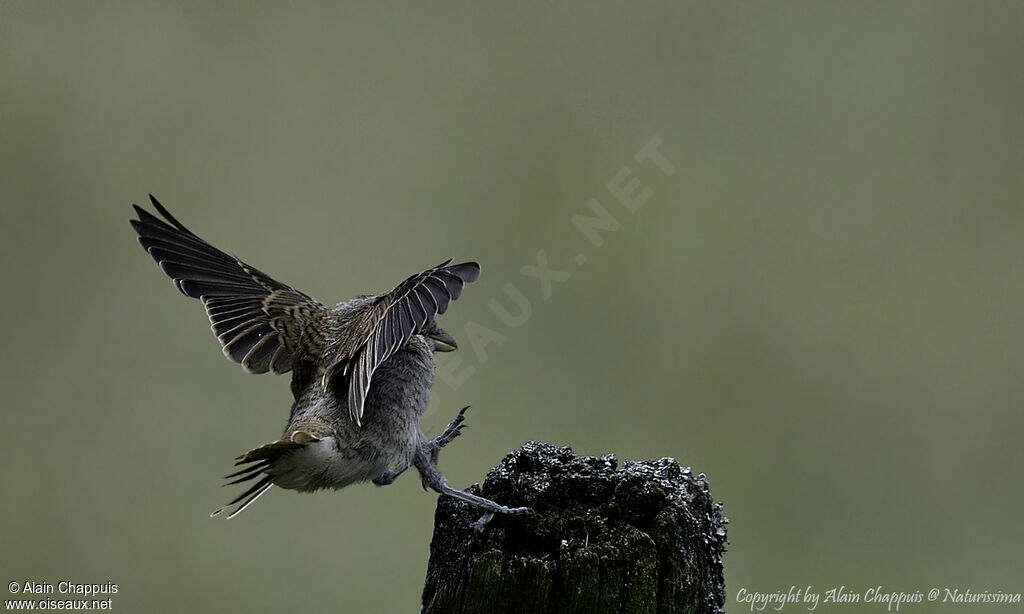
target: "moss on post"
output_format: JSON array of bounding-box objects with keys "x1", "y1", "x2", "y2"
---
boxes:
[{"x1": 421, "y1": 442, "x2": 727, "y2": 614}]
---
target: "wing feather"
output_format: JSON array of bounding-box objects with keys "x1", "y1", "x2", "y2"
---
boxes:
[
  {"x1": 131, "y1": 195, "x2": 327, "y2": 375},
  {"x1": 324, "y1": 260, "x2": 480, "y2": 425}
]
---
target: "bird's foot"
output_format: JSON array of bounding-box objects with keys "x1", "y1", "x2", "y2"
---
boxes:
[
  {"x1": 428, "y1": 405, "x2": 470, "y2": 464},
  {"x1": 373, "y1": 463, "x2": 410, "y2": 486},
  {"x1": 373, "y1": 472, "x2": 398, "y2": 486},
  {"x1": 472, "y1": 512, "x2": 495, "y2": 541},
  {"x1": 435, "y1": 481, "x2": 530, "y2": 518},
  {"x1": 471, "y1": 504, "x2": 531, "y2": 540},
  {"x1": 414, "y1": 451, "x2": 529, "y2": 520}
]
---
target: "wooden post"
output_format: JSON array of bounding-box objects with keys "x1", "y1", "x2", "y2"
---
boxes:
[{"x1": 421, "y1": 441, "x2": 727, "y2": 614}]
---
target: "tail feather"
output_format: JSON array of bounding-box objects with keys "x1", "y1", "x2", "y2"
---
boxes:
[
  {"x1": 226, "y1": 481, "x2": 273, "y2": 519},
  {"x1": 211, "y1": 475, "x2": 274, "y2": 518},
  {"x1": 224, "y1": 461, "x2": 272, "y2": 486},
  {"x1": 212, "y1": 434, "x2": 317, "y2": 519},
  {"x1": 211, "y1": 448, "x2": 280, "y2": 519},
  {"x1": 235, "y1": 439, "x2": 305, "y2": 463}
]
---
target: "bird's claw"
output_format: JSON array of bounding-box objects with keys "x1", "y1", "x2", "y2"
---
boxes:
[
  {"x1": 429, "y1": 406, "x2": 470, "y2": 464},
  {"x1": 471, "y1": 505, "x2": 530, "y2": 541},
  {"x1": 373, "y1": 472, "x2": 398, "y2": 486},
  {"x1": 472, "y1": 512, "x2": 495, "y2": 541},
  {"x1": 436, "y1": 406, "x2": 469, "y2": 446}
]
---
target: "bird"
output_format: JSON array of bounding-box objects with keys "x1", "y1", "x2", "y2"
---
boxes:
[{"x1": 130, "y1": 195, "x2": 528, "y2": 520}]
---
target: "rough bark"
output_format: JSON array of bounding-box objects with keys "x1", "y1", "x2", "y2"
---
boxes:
[{"x1": 421, "y1": 441, "x2": 727, "y2": 614}]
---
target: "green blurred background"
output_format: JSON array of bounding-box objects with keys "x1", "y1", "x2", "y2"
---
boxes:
[{"x1": 2, "y1": 2, "x2": 1022, "y2": 612}]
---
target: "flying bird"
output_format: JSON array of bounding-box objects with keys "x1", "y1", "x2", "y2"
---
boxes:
[{"x1": 130, "y1": 195, "x2": 526, "y2": 520}]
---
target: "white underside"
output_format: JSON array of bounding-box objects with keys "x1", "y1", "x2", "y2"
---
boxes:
[{"x1": 269, "y1": 437, "x2": 387, "y2": 491}]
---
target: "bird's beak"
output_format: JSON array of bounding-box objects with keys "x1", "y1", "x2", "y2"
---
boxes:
[{"x1": 427, "y1": 329, "x2": 458, "y2": 352}]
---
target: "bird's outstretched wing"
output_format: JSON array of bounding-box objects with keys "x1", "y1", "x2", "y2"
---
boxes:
[
  {"x1": 130, "y1": 195, "x2": 328, "y2": 375},
  {"x1": 325, "y1": 260, "x2": 480, "y2": 425}
]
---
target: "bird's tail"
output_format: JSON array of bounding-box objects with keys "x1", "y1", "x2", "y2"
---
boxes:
[{"x1": 210, "y1": 438, "x2": 307, "y2": 519}]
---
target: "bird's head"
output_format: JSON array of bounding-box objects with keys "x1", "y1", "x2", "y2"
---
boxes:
[{"x1": 420, "y1": 320, "x2": 458, "y2": 352}]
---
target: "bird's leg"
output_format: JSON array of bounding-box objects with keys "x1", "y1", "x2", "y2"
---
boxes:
[
  {"x1": 376, "y1": 406, "x2": 470, "y2": 487},
  {"x1": 413, "y1": 446, "x2": 530, "y2": 517}
]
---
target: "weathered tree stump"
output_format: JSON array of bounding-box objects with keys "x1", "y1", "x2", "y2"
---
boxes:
[{"x1": 421, "y1": 441, "x2": 727, "y2": 614}]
